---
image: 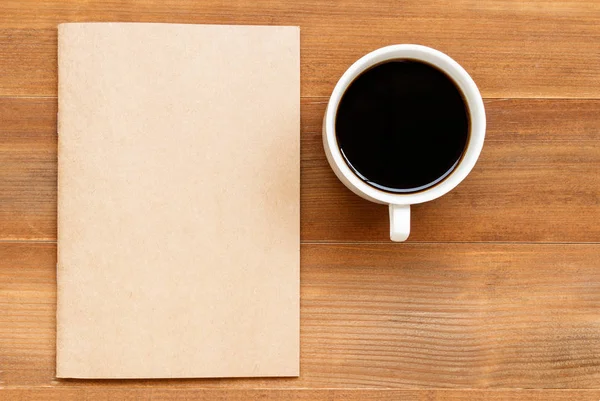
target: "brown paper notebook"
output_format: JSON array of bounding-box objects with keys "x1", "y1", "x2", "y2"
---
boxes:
[{"x1": 56, "y1": 23, "x2": 299, "y2": 379}]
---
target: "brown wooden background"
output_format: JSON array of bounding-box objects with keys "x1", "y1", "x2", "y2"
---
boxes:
[{"x1": 1, "y1": 0, "x2": 599, "y2": 400}]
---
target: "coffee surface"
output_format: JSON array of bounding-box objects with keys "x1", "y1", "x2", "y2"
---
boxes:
[{"x1": 335, "y1": 60, "x2": 470, "y2": 193}]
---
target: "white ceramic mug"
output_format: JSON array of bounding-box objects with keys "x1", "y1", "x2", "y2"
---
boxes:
[{"x1": 323, "y1": 44, "x2": 486, "y2": 242}]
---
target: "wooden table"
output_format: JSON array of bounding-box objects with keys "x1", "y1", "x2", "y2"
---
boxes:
[{"x1": 1, "y1": 1, "x2": 599, "y2": 400}]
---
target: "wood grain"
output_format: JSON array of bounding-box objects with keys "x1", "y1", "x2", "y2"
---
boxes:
[
  {"x1": 0, "y1": 29, "x2": 57, "y2": 96},
  {"x1": 1, "y1": 97, "x2": 598, "y2": 242},
  {"x1": 0, "y1": 98, "x2": 57, "y2": 241},
  {"x1": 0, "y1": 0, "x2": 599, "y2": 97},
  {"x1": 2, "y1": 242, "x2": 600, "y2": 388},
  {"x1": 3, "y1": 388, "x2": 600, "y2": 401}
]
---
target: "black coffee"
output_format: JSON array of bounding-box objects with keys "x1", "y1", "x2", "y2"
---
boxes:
[{"x1": 335, "y1": 60, "x2": 470, "y2": 193}]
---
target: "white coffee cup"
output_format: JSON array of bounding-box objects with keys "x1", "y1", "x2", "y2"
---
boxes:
[{"x1": 323, "y1": 44, "x2": 486, "y2": 242}]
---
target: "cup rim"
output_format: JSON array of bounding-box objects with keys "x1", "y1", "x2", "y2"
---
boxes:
[{"x1": 324, "y1": 44, "x2": 486, "y2": 205}]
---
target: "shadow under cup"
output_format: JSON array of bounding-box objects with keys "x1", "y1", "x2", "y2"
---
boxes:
[{"x1": 334, "y1": 59, "x2": 471, "y2": 194}]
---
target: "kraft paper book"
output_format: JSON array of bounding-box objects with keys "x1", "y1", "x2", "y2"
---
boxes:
[{"x1": 57, "y1": 22, "x2": 300, "y2": 379}]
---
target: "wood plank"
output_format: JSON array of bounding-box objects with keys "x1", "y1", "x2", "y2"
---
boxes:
[
  {"x1": 1, "y1": 97, "x2": 598, "y2": 242},
  {"x1": 0, "y1": 29, "x2": 56, "y2": 96},
  {"x1": 0, "y1": 243, "x2": 56, "y2": 385},
  {"x1": 302, "y1": 98, "x2": 600, "y2": 242},
  {"x1": 3, "y1": 388, "x2": 600, "y2": 401},
  {"x1": 1, "y1": 388, "x2": 83, "y2": 401},
  {"x1": 0, "y1": 0, "x2": 599, "y2": 97},
  {"x1": 2, "y1": 242, "x2": 599, "y2": 388},
  {"x1": 0, "y1": 98, "x2": 57, "y2": 241}
]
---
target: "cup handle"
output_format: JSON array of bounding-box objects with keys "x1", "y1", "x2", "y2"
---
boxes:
[{"x1": 389, "y1": 204, "x2": 410, "y2": 242}]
